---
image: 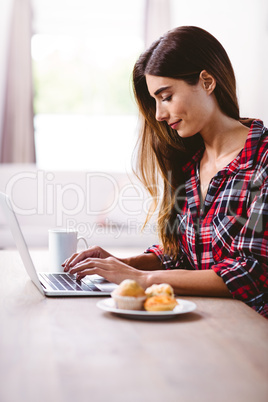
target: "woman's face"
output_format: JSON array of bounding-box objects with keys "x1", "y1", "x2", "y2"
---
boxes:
[{"x1": 145, "y1": 74, "x2": 217, "y2": 138}]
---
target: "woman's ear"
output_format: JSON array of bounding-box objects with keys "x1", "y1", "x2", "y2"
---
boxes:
[{"x1": 200, "y1": 70, "x2": 216, "y2": 94}]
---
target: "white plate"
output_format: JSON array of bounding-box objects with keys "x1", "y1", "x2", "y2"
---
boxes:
[{"x1": 96, "y1": 298, "x2": 196, "y2": 320}]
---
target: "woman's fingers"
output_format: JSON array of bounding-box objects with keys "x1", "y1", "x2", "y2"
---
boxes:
[
  {"x1": 62, "y1": 252, "x2": 79, "y2": 268},
  {"x1": 69, "y1": 257, "x2": 107, "y2": 275},
  {"x1": 63, "y1": 249, "x2": 100, "y2": 271},
  {"x1": 68, "y1": 256, "x2": 146, "y2": 286},
  {"x1": 69, "y1": 256, "x2": 114, "y2": 279},
  {"x1": 68, "y1": 250, "x2": 94, "y2": 268},
  {"x1": 63, "y1": 246, "x2": 115, "y2": 272}
]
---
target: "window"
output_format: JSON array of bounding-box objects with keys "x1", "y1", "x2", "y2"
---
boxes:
[{"x1": 32, "y1": 0, "x2": 145, "y2": 172}]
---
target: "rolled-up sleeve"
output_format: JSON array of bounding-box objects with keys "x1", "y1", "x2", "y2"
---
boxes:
[
  {"x1": 145, "y1": 244, "x2": 193, "y2": 270},
  {"x1": 145, "y1": 244, "x2": 176, "y2": 269}
]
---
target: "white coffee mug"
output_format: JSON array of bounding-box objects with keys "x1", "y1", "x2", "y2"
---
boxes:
[{"x1": 48, "y1": 229, "x2": 88, "y2": 272}]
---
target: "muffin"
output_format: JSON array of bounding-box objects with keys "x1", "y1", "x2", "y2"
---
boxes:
[
  {"x1": 111, "y1": 279, "x2": 146, "y2": 310},
  {"x1": 144, "y1": 295, "x2": 178, "y2": 312},
  {"x1": 145, "y1": 283, "x2": 174, "y2": 298},
  {"x1": 144, "y1": 283, "x2": 178, "y2": 311}
]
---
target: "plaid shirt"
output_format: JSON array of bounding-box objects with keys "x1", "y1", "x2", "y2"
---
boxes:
[{"x1": 146, "y1": 120, "x2": 268, "y2": 318}]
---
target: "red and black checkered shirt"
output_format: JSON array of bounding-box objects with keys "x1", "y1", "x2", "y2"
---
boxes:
[{"x1": 146, "y1": 120, "x2": 268, "y2": 318}]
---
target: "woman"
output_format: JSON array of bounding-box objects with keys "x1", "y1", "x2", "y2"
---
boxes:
[{"x1": 63, "y1": 26, "x2": 268, "y2": 318}]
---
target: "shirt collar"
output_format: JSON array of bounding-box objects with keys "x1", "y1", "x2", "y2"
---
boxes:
[{"x1": 182, "y1": 119, "x2": 266, "y2": 176}]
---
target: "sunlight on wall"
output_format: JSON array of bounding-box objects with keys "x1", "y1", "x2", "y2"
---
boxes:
[{"x1": 34, "y1": 114, "x2": 139, "y2": 172}]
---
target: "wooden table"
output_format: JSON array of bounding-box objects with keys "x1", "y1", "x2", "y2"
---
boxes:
[{"x1": 0, "y1": 249, "x2": 267, "y2": 402}]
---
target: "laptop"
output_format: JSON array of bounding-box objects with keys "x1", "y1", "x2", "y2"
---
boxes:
[{"x1": 0, "y1": 192, "x2": 118, "y2": 296}]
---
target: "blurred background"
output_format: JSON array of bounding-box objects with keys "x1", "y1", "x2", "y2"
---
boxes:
[{"x1": 0, "y1": 0, "x2": 267, "y2": 250}]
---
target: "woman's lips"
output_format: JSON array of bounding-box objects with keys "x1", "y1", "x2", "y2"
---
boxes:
[{"x1": 169, "y1": 119, "x2": 182, "y2": 130}]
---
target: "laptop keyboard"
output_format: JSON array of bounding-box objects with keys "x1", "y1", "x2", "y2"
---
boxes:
[{"x1": 40, "y1": 273, "x2": 104, "y2": 292}]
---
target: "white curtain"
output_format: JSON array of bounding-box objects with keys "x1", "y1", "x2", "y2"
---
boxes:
[
  {"x1": 0, "y1": 0, "x2": 35, "y2": 163},
  {"x1": 144, "y1": 0, "x2": 171, "y2": 48}
]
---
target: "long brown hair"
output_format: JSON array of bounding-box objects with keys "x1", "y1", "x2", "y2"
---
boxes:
[{"x1": 132, "y1": 26, "x2": 241, "y2": 257}]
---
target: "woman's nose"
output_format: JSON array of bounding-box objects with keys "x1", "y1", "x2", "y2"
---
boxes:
[{"x1": 155, "y1": 104, "x2": 168, "y2": 122}]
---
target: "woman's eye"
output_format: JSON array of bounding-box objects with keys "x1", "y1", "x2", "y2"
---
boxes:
[{"x1": 163, "y1": 95, "x2": 172, "y2": 102}]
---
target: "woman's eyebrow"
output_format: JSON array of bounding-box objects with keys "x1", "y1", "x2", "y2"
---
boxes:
[{"x1": 154, "y1": 86, "x2": 171, "y2": 96}]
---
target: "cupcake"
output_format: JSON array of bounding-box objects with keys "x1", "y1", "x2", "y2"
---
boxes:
[
  {"x1": 144, "y1": 295, "x2": 178, "y2": 312},
  {"x1": 145, "y1": 283, "x2": 174, "y2": 298},
  {"x1": 111, "y1": 279, "x2": 146, "y2": 310},
  {"x1": 144, "y1": 283, "x2": 178, "y2": 311}
]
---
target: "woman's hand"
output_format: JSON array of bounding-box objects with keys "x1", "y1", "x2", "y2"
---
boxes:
[
  {"x1": 62, "y1": 246, "x2": 148, "y2": 286},
  {"x1": 62, "y1": 245, "x2": 115, "y2": 270}
]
